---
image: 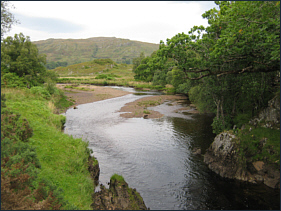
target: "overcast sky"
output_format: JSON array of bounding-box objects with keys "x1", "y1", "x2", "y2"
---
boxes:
[{"x1": 6, "y1": 1, "x2": 218, "y2": 44}]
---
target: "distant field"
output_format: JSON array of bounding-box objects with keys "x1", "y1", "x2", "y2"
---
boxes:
[{"x1": 53, "y1": 59, "x2": 166, "y2": 91}]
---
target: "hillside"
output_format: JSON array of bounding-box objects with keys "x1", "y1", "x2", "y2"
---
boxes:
[{"x1": 33, "y1": 37, "x2": 159, "y2": 68}]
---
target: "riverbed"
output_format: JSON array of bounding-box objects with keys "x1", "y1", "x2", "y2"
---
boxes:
[{"x1": 64, "y1": 87, "x2": 280, "y2": 210}]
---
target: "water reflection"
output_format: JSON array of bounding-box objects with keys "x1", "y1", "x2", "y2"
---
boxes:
[{"x1": 64, "y1": 92, "x2": 280, "y2": 210}]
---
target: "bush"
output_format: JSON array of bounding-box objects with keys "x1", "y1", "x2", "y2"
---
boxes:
[
  {"x1": 211, "y1": 117, "x2": 224, "y2": 134},
  {"x1": 1, "y1": 105, "x2": 68, "y2": 210},
  {"x1": 30, "y1": 86, "x2": 51, "y2": 99},
  {"x1": 93, "y1": 58, "x2": 117, "y2": 66},
  {"x1": 233, "y1": 113, "x2": 252, "y2": 128},
  {"x1": 1, "y1": 72, "x2": 27, "y2": 88}
]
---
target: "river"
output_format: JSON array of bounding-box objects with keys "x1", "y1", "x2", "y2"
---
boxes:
[{"x1": 64, "y1": 87, "x2": 280, "y2": 210}]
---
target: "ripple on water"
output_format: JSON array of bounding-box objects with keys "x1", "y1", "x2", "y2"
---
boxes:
[{"x1": 65, "y1": 91, "x2": 280, "y2": 210}]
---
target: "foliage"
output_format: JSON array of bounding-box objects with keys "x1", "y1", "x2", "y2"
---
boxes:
[
  {"x1": 110, "y1": 174, "x2": 125, "y2": 183},
  {"x1": 1, "y1": 72, "x2": 27, "y2": 88},
  {"x1": 1, "y1": 94, "x2": 71, "y2": 210},
  {"x1": 132, "y1": 52, "x2": 145, "y2": 72},
  {"x1": 93, "y1": 58, "x2": 117, "y2": 66},
  {"x1": 95, "y1": 73, "x2": 120, "y2": 80},
  {"x1": 2, "y1": 88, "x2": 94, "y2": 209},
  {"x1": 1, "y1": 1, "x2": 18, "y2": 40},
  {"x1": 30, "y1": 86, "x2": 51, "y2": 100},
  {"x1": 46, "y1": 61, "x2": 68, "y2": 70},
  {"x1": 132, "y1": 1, "x2": 280, "y2": 134},
  {"x1": 1, "y1": 33, "x2": 47, "y2": 86},
  {"x1": 236, "y1": 125, "x2": 280, "y2": 166}
]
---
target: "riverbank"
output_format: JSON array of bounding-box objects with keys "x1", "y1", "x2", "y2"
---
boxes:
[
  {"x1": 56, "y1": 84, "x2": 130, "y2": 107},
  {"x1": 57, "y1": 84, "x2": 199, "y2": 118}
]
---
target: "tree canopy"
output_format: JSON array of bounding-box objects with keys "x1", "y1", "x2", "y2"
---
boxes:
[
  {"x1": 133, "y1": 1, "x2": 280, "y2": 134},
  {"x1": 158, "y1": 1, "x2": 280, "y2": 80},
  {"x1": 1, "y1": 1, "x2": 18, "y2": 40},
  {"x1": 1, "y1": 33, "x2": 48, "y2": 86}
]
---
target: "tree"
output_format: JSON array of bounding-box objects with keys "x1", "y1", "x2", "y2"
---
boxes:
[
  {"x1": 1, "y1": 1, "x2": 18, "y2": 40},
  {"x1": 1, "y1": 33, "x2": 47, "y2": 86},
  {"x1": 132, "y1": 52, "x2": 145, "y2": 73},
  {"x1": 145, "y1": 1, "x2": 280, "y2": 134}
]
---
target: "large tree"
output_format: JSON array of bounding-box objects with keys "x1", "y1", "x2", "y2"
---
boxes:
[
  {"x1": 156, "y1": 1, "x2": 279, "y2": 81},
  {"x1": 142, "y1": 1, "x2": 280, "y2": 133},
  {"x1": 1, "y1": 33, "x2": 47, "y2": 86}
]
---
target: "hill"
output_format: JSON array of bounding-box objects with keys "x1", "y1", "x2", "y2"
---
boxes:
[{"x1": 33, "y1": 37, "x2": 159, "y2": 68}]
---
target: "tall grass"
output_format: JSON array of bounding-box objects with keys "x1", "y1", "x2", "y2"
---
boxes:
[{"x1": 2, "y1": 87, "x2": 94, "y2": 209}]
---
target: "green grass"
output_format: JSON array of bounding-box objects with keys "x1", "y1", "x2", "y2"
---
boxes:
[
  {"x1": 235, "y1": 124, "x2": 280, "y2": 166},
  {"x1": 110, "y1": 174, "x2": 125, "y2": 183},
  {"x1": 143, "y1": 110, "x2": 150, "y2": 114},
  {"x1": 137, "y1": 100, "x2": 161, "y2": 107},
  {"x1": 2, "y1": 87, "x2": 94, "y2": 210}
]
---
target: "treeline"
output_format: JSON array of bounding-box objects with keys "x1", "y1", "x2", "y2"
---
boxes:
[
  {"x1": 133, "y1": 1, "x2": 280, "y2": 134},
  {"x1": 46, "y1": 61, "x2": 68, "y2": 70}
]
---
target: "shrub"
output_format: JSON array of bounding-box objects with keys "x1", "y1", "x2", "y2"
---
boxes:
[
  {"x1": 1, "y1": 72, "x2": 27, "y2": 88},
  {"x1": 30, "y1": 86, "x2": 51, "y2": 99},
  {"x1": 1, "y1": 106, "x2": 69, "y2": 210},
  {"x1": 211, "y1": 117, "x2": 224, "y2": 134}
]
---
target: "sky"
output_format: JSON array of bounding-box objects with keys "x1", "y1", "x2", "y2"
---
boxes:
[{"x1": 6, "y1": 1, "x2": 218, "y2": 44}]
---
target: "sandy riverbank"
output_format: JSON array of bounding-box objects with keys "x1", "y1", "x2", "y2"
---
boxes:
[{"x1": 57, "y1": 84, "x2": 199, "y2": 118}]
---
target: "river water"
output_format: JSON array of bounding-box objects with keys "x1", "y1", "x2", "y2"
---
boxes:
[{"x1": 64, "y1": 87, "x2": 280, "y2": 210}]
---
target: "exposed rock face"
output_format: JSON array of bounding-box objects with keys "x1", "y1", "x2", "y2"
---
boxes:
[
  {"x1": 204, "y1": 132, "x2": 280, "y2": 189},
  {"x1": 88, "y1": 156, "x2": 100, "y2": 184},
  {"x1": 91, "y1": 179, "x2": 148, "y2": 210},
  {"x1": 249, "y1": 96, "x2": 280, "y2": 129},
  {"x1": 204, "y1": 97, "x2": 280, "y2": 189}
]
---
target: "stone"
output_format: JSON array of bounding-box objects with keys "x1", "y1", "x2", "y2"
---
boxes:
[
  {"x1": 252, "y1": 161, "x2": 264, "y2": 171},
  {"x1": 192, "y1": 148, "x2": 201, "y2": 155},
  {"x1": 92, "y1": 178, "x2": 148, "y2": 210},
  {"x1": 143, "y1": 114, "x2": 148, "y2": 119}
]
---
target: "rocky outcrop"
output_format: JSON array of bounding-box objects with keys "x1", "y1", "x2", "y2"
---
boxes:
[
  {"x1": 204, "y1": 96, "x2": 280, "y2": 189},
  {"x1": 249, "y1": 96, "x2": 280, "y2": 130},
  {"x1": 91, "y1": 177, "x2": 148, "y2": 210},
  {"x1": 204, "y1": 132, "x2": 280, "y2": 189}
]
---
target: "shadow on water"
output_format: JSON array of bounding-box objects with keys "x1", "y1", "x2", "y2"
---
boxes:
[{"x1": 64, "y1": 88, "x2": 280, "y2": 210}]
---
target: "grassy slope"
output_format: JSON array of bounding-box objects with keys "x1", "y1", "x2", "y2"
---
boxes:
[
  {"x1": 2, "y1": 88, "x2": 94, "y2": 210},
  {"x1": 53, "y1": 60, "x2": 165, "y2": 90},
  {"x1": 34, "y1": 37, "x2": 159, "y2": 65}
]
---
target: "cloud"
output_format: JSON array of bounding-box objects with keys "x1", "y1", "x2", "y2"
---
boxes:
[
  {"x1": 13, "y1": 12, "x2": 84, "y2": 33},
  {"x1": 5, "y1": 1, "x2": 218, "y2": 43}
]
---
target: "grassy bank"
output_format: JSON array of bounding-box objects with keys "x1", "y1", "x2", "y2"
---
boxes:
[{"x1": 1, "y1": 87, "x2": 94, "y2": 209}]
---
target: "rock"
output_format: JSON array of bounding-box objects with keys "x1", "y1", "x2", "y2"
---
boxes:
[
  {"x1": 92, "y1": 176, "x2": 148, "y2": 210},
  {"x1": 73, "y1": 106, "x2": 78, "y2": 109},
  {"x1": 256, "y1": 96, "x2": 280, "y2": 129},
  {"x1": 204, "y1": 131, "x2": 280, "y2": 189},
  {"x1": 143, "y1": 114, "x2": 149, "y2": 119},
  {"x1": 192, "y1": 148, "x2": 201, "y2": 155},
  {"x1": 88, "y1": 156, "x2": 100, "y2": 184},
  {"x1": 252, "y1": 161, "x2": 264, "y2": 171}
]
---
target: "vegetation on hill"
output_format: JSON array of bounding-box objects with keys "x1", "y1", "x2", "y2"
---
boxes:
[{"x1": 33, "y1": 37, "x2": 159, "y2": 69}]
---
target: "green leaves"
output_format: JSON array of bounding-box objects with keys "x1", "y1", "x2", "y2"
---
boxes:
[{"x1": 1, "y1": 33, "x2": 47, "y2": 86}]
